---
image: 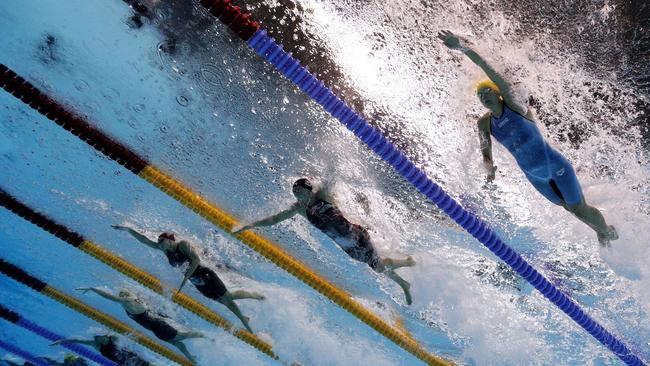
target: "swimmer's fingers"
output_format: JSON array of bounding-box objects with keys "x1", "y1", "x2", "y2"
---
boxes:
[
  {"x1": 231, "y1": 224, "x2": 249, "y2": 234},
  {"x1": 486, "y1": 166, "x2": 497, "y2": 182},
  {"x1": 437, "y1": 30, "x2": 455, "y2": 39},
  {"x1": 437, "y1": 30, "x2": 452, "y2": 43},
  {"x1": 111, "y1": 224, "x2": 130, "y2": 231}
]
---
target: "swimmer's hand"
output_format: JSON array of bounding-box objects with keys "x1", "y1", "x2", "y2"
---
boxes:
[
  {"x1": 231, "y1": 224, "x2": 251, "y2": 235},
  {"x1": 76, "y1": 287, "x2": 95, "y2": 294},
  {"x1": 437, "y1": 30, "x2": 467, "y2": 52},
  {"x1": 111, "y1": 224, "x2": 132, "y2": 232},
  {"x1": 486, "y1": 165, "x2": 497, "y2": 183},
  {"x1": 482, "y1": 159, "x2": 497, "y2": 182}
]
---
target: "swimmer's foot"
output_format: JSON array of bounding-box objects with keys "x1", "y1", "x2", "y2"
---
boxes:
[
  {"x1": 251, "y1": 293, "x2": 265, "y2": 301},
  {"x1": 597, "y1": 225, "x2": 619, "y2": 246}
]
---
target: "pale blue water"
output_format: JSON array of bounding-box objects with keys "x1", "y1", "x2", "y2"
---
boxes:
[{"x1": 1, "y1": 1, "x2": 648, "y2": 365}]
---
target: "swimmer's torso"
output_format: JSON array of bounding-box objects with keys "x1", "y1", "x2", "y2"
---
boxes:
[
  {"x1": 305, "y1": 198, "x2": 356, "y2": 249},
  {"x1": 490, "y1": 104, "x2": 565, "y2": 179}
]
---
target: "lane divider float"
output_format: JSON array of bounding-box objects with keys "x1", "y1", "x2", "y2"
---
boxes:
[
  {"x1": 0, "y1": 60, "x2": 450, "y2": 365},
  {"x1": 189, "y1": 1, "x2": 644, "y2": 364},
  {"x1": 0, "y1": 303, "x2": 116, "y2": 366},
  {"x1": 0, "y1": 187, "x2": 278, "y2": 362},
  {"x1": 0, "y1": 257, "x2": 193, "y2": 366},
  {"x1": 0, "y1": 339, "x2": 54, "y2": 366}
]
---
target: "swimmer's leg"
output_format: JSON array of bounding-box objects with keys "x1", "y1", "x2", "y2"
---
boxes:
[
  {"x1": 169, "y1": 341, "x2": 195, "y2": 363},
  {"x1": 564, "y1": 198, "x2": 618, "y2": 245},
  {"x1": 552, "y1": 162, "x2": 618, "y2": 245},
  {"x1": 230, "y1": 290, "x2": 265, "y2": 301},
  {"x1": 376, "y1": 259, "x2": 414, "y2": 305},
  {"x1": 378, "y1": 256, "x2": 416, "y2": 271},
  {"x1": 383, "y1": 269, "x2": 412, "y2": 305},
  {"x1": 217, "y1": 292, "x2": 253, "y2": 332},
  {"x1": 174, "y1": 330, "x2": 205, "y2": 341}
]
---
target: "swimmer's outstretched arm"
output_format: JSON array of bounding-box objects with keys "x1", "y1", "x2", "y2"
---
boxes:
[
  {"x1": 76, "y1": 287, "x2": 124, "y2": 304},
  {"x1": 437, "y1": 30, "x2": 527, "y2": 115},
  {"x1": 111, "y1": 224, "x2": 159, "y2": 250},
  {"x1": 50, "y1": 338, "x2": 96, "y2": 347},
  {"x1": 39, "y1": 356, "x2": 61, "y2": 365},
  {"x1": 233, "y1": 203, "x2": 301, "y2": 234}
]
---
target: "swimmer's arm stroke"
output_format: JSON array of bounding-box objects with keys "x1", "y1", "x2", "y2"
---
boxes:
[
  {"x1": 177, "y1": 240, "x2": 200, "y2": 292},
  {"x1": 438, "y1": 30, "x2": 528, "y2": 116},
  {"x1": 111, "y1": 224, "x2": 159, "y2": 250},
  {"x1": 76, "y1": 287, "x2": 124, "y2": 304},
  {"x1": 478, "y1": 114, "x2": 497, "y2": 182},
  {"x1": 232, "y1": 203, "x2": 301, "y2": 234},
  {"x1": 49, "y1": 338, "x2": 95, "y2": 347}
]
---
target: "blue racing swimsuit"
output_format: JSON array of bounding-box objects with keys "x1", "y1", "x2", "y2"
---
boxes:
[{"x1": 490, "y1": 104, "x2": 583, "y2": 206}]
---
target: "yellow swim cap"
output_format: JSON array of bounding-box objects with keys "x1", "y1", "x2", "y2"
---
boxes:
[{"x1": 475, "y1": 79, "x2": 501, "y2": 95}]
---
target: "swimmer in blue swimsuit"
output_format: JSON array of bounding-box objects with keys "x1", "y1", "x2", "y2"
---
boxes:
[
  {"x1": 234, "y1": 178, "x2": 417, "y2": 304},
  {"x1": 75, "y1": 287, "x2": 202, "y2": 362},
  {"x1": 438, "y1": 30, "x2": 618, "y2": 245}
]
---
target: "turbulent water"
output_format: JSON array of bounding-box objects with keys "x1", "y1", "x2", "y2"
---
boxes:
[{"x1": 0, "y1": 0, "x2": 648, "y2": 365}]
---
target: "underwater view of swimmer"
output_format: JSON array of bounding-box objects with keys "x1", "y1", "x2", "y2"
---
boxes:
[
  {"x1": 1, "y1": 0, "x2": 649, "y2": 365},
  {"x1": 51, "y1": 335, "x2": 150, "y2": 366},
  {"x1": 437, "y1": 30, "x2": 620, "y2": 246},
  {"x1": 111, "y1": 225, "x2": 265, "y2": 332},
  {"x1": 76, "y1": 286, "x2": 203, "y2": 362},
  {"x1": 234, "y1": 178, "x2": 416, "y2": 304}
]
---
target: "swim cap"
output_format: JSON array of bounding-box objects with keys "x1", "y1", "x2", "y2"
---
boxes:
[
  {"x1": 158, "y1": 232, "x2": 176, "y2": 242},
  {"x1": 292, "y1": 178, "x2": 313, "y2": 191},
  {"x1": 475, "y1": 79, "x2": 501, "y2": 95}
]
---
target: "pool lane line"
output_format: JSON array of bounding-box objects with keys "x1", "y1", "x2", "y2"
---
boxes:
[
  {"x1": 0, "y1": 187, "x2": 279, "y2": 362},
  {"x1": 0, "y1": 257, "x2": 193, "y2": 366},
  {"x1": 0, "y1": 303, "x2": 117, "y2": 366},
  {"x1": 0, "y1": 62, "x2": 451, "y2": 366},
  {"x1": 0, "y1": 339, "x2": 57, "y2": 366},
  {"x1": 187, "y1": 1, "x2": 645, "y2": 364}
]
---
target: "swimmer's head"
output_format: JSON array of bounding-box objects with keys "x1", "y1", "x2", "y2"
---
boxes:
[
  {"x1": 118, "y1": 289, "x2": 133, "y2": 299},
  {"x1": 93, "y1": 335, "x2": 114, "y2": 345},
  {"x1": 158, "y1": 231, "x2": 176, "y2": 244},
  {"x1": 475, "y1": 80, "x2": 502, "y2": 109},
  {"x1": 292, "y1": 178, "x2": 314, "y2": 202}
]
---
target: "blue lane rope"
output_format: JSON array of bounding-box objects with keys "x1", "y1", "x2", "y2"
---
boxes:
[
  {"x1": 0, "y1": 339, "x2": 51, "y2": 366},
  {"x1": 245, "y1": 29, "x2": 645, "y2": 366},
  {"x1": 0, "y1": 303, "x2": 117, "y2": 366},
  {"x1": 15, "y1": 318, "x2": 117, "y2": 366}
]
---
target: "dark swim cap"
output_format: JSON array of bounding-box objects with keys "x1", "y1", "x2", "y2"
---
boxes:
[
  {"x1": 158, "y1": 232, "x2": 176, "y2": 242},
  {"x1": 292, "y1": 178, "x2": 313, "y2": 191}
]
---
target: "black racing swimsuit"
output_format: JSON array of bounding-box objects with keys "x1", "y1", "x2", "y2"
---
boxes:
[
  {"x1": 126, "y1": 309, "x2": 178, "y2": 341},
  {"x1": 99, "y1": 339, "x2": 151, "y2": 366},
  {"x1": 165, "y1": 246, "x2": 228, "y2": 300},
  {"x1": 306, "y1": 198, "x2": 380, "y2": 269}
]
